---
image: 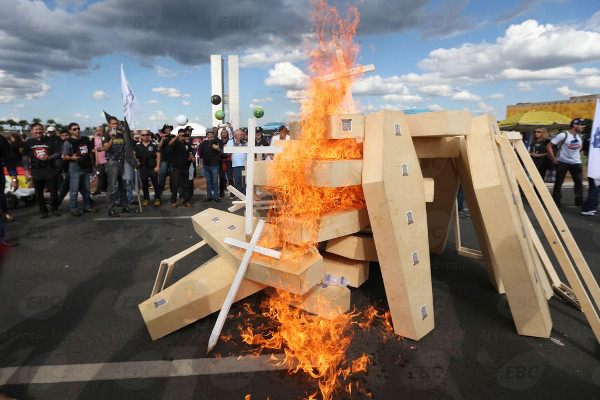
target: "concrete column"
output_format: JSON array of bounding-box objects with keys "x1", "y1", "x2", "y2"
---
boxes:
[
  {"x1": 210, "y1": 55, "x2": 224, "y2": 128},
  {"x1": 228, "y1": 55, "x2": 240, "y2": 130}
]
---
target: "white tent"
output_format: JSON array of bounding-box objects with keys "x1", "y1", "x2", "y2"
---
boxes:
[{"x1": 173, "y1": 122, "x2": 207, "y2": 137}]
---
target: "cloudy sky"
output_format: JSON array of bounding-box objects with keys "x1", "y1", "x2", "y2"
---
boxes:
[{"x1": 0, "y1": 0, "x2": 599, "y2": 130}]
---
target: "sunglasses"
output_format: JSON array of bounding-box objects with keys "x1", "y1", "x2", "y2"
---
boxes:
[
  {"x1": 141, "y1": 134, "x2": 149, "y2": 136},
  {"x1": 71, "y1": 127, "x2": 80, "y2": 131},
  {"x1": 183, "y1": 134, "x2": 190, "y2": 137},
  {"x1": 534, "y1": 130, "x2": 542, "y2": 133}
]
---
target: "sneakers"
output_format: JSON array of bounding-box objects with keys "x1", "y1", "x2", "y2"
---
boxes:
[
  {"x1": 84, "y1": 207, "x2": 98, "y2": 213},
  {"x1": 52, "y1": 210, "x2": 62, "y2": 217},
  {"x1": 154, "y1": 199, "x2": 161, "y2": 207},
  {"x1": 108, "y1": 209, "x2": 121, "y2": 217},
  {"x1": 202, "y1": 197, "x2": 213, "y2": 202},
  {"x1": 71, "y1": 210, "x2": 82, "y2": 217},
  {"x1": 142, "y1": 199, "x2": 150, "y2": 207},
  {"x1": 580, "y1": 210, "x2": 596, "y2": 216},
  {"x1": 121, "y1": 208, "x2": 138, "y2": 214},
  {"x1": 182, "y1": 202, "x2": 193, "y2": 208},
  {"x1": 214, "y1": 198, "x2": 221, "y2": 203}
]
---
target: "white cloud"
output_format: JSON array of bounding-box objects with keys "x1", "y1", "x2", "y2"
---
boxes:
[
  {"x1": 155, "y1": 66, "x2": 178, "y2": 77},
  {"x1": 13, "y1": 103, "x2": 27, "y2": 109},
  {"x1": 517, "y1": 82, "x2": 535, "y2": 92},
  {"x1": 92, "y1": 90, "x2": 109, "y2": 99},
  {"x1": 382, "y1": 94, "x2": 424, "y2": 103},
  {"x1": 152, "y1": 87, "x2": 191, "y2": 98},
  {"x1": 488, "y1": 93, "x2": 505, "y2": 99},
  {"x1": 574, "y1": 75, "x2": 600, "y2": 90},
  {"x1": 286, "y1": 90, "x2": 305, "y2": 103},
  {"x1": 500, "y1": 67, "x2": 577, "y2": 81},
  {"x1": 451, "y1": 90, "x2": 481, "y2": 101},
  {"x1": 427, "y1": 104, "x2": 444, "y2": 111},
  {"x1": 474, "y1": 101, "x2": 495, "y2": 114},
  {"x1": 264, "y1": 62, "x2": 308, "y2": 90},
  {"x1": 251, "y1": 97, "x2": 274, "y2": 103},
  {"x1": 148, "y1": 110, "x2": 167, "y2": 121},
  {"x1": 182, "y1": 100, "x2": 191, "y2": 106},
  {"x1": 418, "y1": 84, "x2": 454, "y2": 97},
  {"x1": 71, "y1": 112, "x2": 90, "y2": 119},
  {"x1": 353, "y1": 75, "x2": 411, "y2": 96},
  {"x1": 556, "y1": 86, "x2": 589, "y2": 98},
  {"x1": 145, "y1": 99, "x2": 161, "y2": 104},
  {"x1": 285, "y1": 110, "x2": 300, "y2": 119}
]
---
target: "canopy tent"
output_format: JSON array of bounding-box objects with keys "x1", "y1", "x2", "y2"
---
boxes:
[
  {"x1": 498, "y1": 110, "x2": 571, "y2": 131},
  {"x1": 172, "y1": 122, "x2": 207, "y2": 137}
]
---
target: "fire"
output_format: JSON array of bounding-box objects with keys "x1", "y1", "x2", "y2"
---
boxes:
[{"x1": 260, "y1": 0, "x2": 367, "y2": 253}]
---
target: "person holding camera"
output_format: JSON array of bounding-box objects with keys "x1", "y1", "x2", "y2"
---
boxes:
[
  {"x1": 103, "y1": 117, "x2": 136, "y2": 217},
  {"x1": 63, "y1": 122, "x2": 96, "y2": 216},
  {"x1": 168, "y1": 128, "x2": 194, "y2": 208},
  {"x1": 199, "y1": 127, "x2": 222, "y2": 202},
  {"x1": 134, "y1": 131, "x2": 162, "y2": 207},
  {"x1": 157, "y1": 124, "x2": 174, "y2": 199}
]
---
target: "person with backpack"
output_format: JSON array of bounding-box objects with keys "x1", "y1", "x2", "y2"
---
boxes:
[{"x1": 546, "y1": 118, "x2": 586, "y2": 208}]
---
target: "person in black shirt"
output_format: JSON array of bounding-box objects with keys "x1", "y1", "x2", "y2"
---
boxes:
[
  {"x1": 63, "y1": 122, "x2": 96, "y2": 216},
  {"x1": 0, "y1": 134, "x2": 18, "y2": 246},
  {"x1": 168, "y1": 129, "x2": 194, "y2": 208},
  {"x1": 103, "y1": 117, "x2": 136, "y2": 217},
  {"x1": 134, "y1": 132, "x2": 162, "y2": 207},
  {"x1": 529, "y1": 127, "x2": 551, "y2": 180},
  {"x1": 157, "y1": 124, "x2": 174, "y2": 201},
  {"x1": 218, "y1": 127, "x2": 234, "y2": 198},
  {"x1": 199, "y1": 128, "x2": 222, "y2": 202},
  {"x1": 22, "y1": 123, "x2": 62, "y2": 218}
]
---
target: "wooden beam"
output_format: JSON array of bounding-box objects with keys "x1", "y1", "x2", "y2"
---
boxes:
[
  {"x1": 293, "y1": 285, "x2": 351, "y2": 319},
  {"x1": 362, "y1": 110, "x2": 434, "y2": 341},
  {"x1": 326, "y1": 234, "x2": 378, "y2": 262},
  {"x1": 304, "y1": 159, "x2": 363, "y2": 187},
  {"x1": 325, "y1": 114, "x2": 365, "y2": 139},
  {"x1": 323, "y1": 253, "x2": 370, "y2": 288},
  {"x1": 192, "y1": 209, "x2": 324, "y2": 295},
  {"x1": 405, "y1": 111, "x2": 471, "y2": 137},
  {"x1": 139, "y1": 256, "x2": 266, "y2": 341}
]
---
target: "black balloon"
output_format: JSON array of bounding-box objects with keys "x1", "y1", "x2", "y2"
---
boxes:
[{"x1": 211, "y1": 95, "x2": 222, "y2": 105}]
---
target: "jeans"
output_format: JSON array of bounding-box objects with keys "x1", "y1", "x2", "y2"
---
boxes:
[
  {"x1": 96, "y1": 163, "x2": 107, "y2": 192},
  {"x1": 582, "y1": 177, "x2": 599, "y2": 212},
  {"x1": 69, "y1": 170, "x2": 91, "y2": 211},
  {"x1": 58, "y1": 172, "x2": 70, "y2": 203},
  {"x1": 232, "y1": 166, "x2": 245, "y2": 195},
  {"x1": 105, "y1": 161, "x2": 127, "y2": 211},
  {"x1": 552, "y1": 162, "x2": 583, "y2": 206},
  {"x1": 140, "y1": 168, "x2": 160, "y2": 201},
  {"x1": 170, "y1": 167, "x2": 189, "y2": 204},
  {"x1": 33, "y1": 174, "x2": 59, "y2": 214},
  {"x1": 204, "y1": 165, "x2": 219, "y2": 199},
  {"x1": 158, "y1": 161, "x2": 172, "y2": 195}
]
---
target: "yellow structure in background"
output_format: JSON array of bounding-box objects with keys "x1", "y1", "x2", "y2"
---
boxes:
[{"x1": 506, "y1": 94, "x2": 600, "y2": 120}]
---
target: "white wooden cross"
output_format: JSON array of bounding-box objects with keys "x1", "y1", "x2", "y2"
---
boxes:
[
  {"x1": 223, "y1": 118, "x2": 283, "y2": 236},
  {"x1": 315, "y1": 49, "x2": 375, "y2": 114},
  {"x1": 207, "y1": 219, "x2": 277, "y2": 354}
]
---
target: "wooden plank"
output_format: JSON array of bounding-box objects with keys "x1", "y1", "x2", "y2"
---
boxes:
[
  {"x1": 326, "y1": 234, "x2": 378, "y2": 262},
  {"x1": 139, "y1": 256, "x2": 266, "y2": 341},
  {"x1": 325, "y1": 114, "x2": 365, "y2": 139},
  {"x1": 526, "y1": 222, "x2": 555, "y2": 300},
  {"x1": 503, "y1": 131, "x2": 522, "y2": 140},
  {"x1": 322, "y1": 253, "x2": 369, "y2": 288},
  {"x1": 362, "y1": 110, "x2": 434, "y2": 341},
  {"x1": 191, "y1": 209, "x2": 324, "y2": 295},
  {"x1": 404, "y1": 111, "x2": 471, "y2": 137},
  {"x1": 413, "y1": 137, "x2": 461, "y2": 158},
  {"x1": 282, "y1": 206, "x2": 371, "y2": 245},
  {"x1": 293, "y1": 285, "x2": 351, "y2": 319},
  {"x1": 421, "y1": 158, "x2": 458, "y2": 254},
  {"x1": 290, "y1": 121, "x2": 302, "y2": 140},
  {"x1": 454, "y1": 136, "x2": 505, "y2": 293},
  {"x1": 152, "y1": 241, "x2": 208, "y2": 296},
  {"x1": 304, "y1": 159, "x2": 363, "y2": 187},
  {"x1": 465, "y1": 115, "x2": 551, "y2": 338}
]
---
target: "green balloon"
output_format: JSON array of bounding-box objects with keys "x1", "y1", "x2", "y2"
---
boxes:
[
  {"x1": 253, "y1": 107, "x2": 264, "y2": 118},
  {"x1": 215, "y1": 110, "x2": 225, "y2": 120}
]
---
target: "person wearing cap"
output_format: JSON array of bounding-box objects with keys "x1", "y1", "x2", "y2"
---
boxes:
[
  {"x1": 46, "y1": 125, "x2": 60, "y2": 143},
  {"x1": 272, "y1": 125, "x2": 291, "y2": 142},
  {"x1": 63, "y1": 122, "x2": 96, "y2": 216},
  {"x1": 134, "y1": 131, "x2": 162, "y2": 207},
  {"x1": 168, "y1": 128, "x2": 194, "y2": 208},
  {"x1": 546, "y1": 118, "x2": 585, "y2": 208},
  {"x1": 255, "y1": 127, "x2": 269, "y2": 160},
  {"x1": 199, "y1": 127, "x2": 222, "y2": 202},
  {"x1": 158, "y1": 123, "x2": 174, "y2": 201}
]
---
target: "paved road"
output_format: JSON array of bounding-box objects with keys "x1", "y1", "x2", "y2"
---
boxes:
[{"x1": 1, "y1": 189, "x2": 599, "y2": 400}]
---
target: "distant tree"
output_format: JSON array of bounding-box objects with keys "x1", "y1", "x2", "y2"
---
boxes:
[
  {"x1": 18, "y1": 120, "x2": 29, "y2": 129},
  {"x1": 31, "y1": 118, "x2": 42, "y2": 125},
  {"x1": 0, "y1": 126, "x2": 4, "y2": 132},
  {"x1": 46, "y1": 119, "x2": 57, "y2": 125},
  {"x1": 7, "y1": 119, "x2": 17, "y2": 129}
]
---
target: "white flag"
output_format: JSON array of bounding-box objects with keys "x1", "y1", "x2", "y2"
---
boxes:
[
  {"x1": 121, "y1": 64, "x2": 145, "y2": 129},
  {"x1": 586, "y1": 99, "x2": 600, "y2": 186}
]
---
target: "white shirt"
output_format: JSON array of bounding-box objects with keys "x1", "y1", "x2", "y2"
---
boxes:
[
  {"x1": 551, "y1": 131, "x2": 582, "y2": 164},
  {"x1": 226, "y1": 138, "x2": 247, "y2": 168}
]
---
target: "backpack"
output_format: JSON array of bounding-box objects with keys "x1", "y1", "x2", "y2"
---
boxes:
[{"x1": 553, "y1": 132, "x2": 568, "y2": 159}]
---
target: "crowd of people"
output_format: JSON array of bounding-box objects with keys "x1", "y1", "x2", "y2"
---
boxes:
[{"x1": 0, "y1": 120, "x2": 291, "y2": 245}]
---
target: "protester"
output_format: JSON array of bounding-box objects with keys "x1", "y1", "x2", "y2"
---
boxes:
[
  {"x1": 22, "y1": 123, "x2": 61, "y2": 218},
  {"x1": 255, "y1": 127, "x2": 269, "y2": 160},
  {"x1": 57, "y1": 129, "x2": 71, "y2": 204},
  {"x1": 546, "y1": 118, "x2": 585, "y2": 208},
  {"x1": 92, "y1": 126, "x2": 107, "y2": 195},
  {"x1": 227, "y1": 129, "x2": 247, "y2": 196},
  {"x1": 134, "y1": 131, "x2": 162, "y2": 207},
  {"x1": 581, "y1": 119, "x2": 600, "y2": 216},
  {"x1": 184, "y1": 132, "x2": 196, "y2": 201},
  {"x1": 63, "y1": 122, "x2": 96, "y2": 216},
  {"x1": 272, "y1": 125, "x2": 291, "y2": 142},
  {"x1": 529, "y1": 127, "x2": 551, "y2": 180},
  {"x1": 169, "y1": 128, "x2": 194, "y2": 208},
  {"x1": 103, "y1": 117, "x2": 137, "y2": 217},
  {"x1": 199, "y1": 127, "x2": 222, "y2": 202},
  {"x1": 218, "y1": 127, "x2": 234, "y2": 198},
  {"x1": 0, "y1": 134, "x2": 18, "y2": 246},
  {"x1": 157, "y1": 124, "x2": 174, "y2": 199}
]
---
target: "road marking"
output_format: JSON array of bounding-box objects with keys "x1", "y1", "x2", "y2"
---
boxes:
[
  {"x1": 0, "y1": 354, "x2": 286, "y2": 385},
  {"x1": 94, "y1": 216, "x2": 192, "y2": 221}
]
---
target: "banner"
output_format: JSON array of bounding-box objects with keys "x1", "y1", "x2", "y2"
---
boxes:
[
  {"x1": 120, "y1": 64, "x2": 145, "y2": 130},
  {"x1": 587, "y1": 99, "x2": 600, "y2": 186}
]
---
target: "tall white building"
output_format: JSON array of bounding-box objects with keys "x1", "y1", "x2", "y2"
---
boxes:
[{"x1": 210, "y1": 55, "x2": 240, "y2": 129}]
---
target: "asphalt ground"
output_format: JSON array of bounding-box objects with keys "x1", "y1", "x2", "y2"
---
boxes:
[{"x1": 0, "y1": 184, "x2": 600, "y2": 400}]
